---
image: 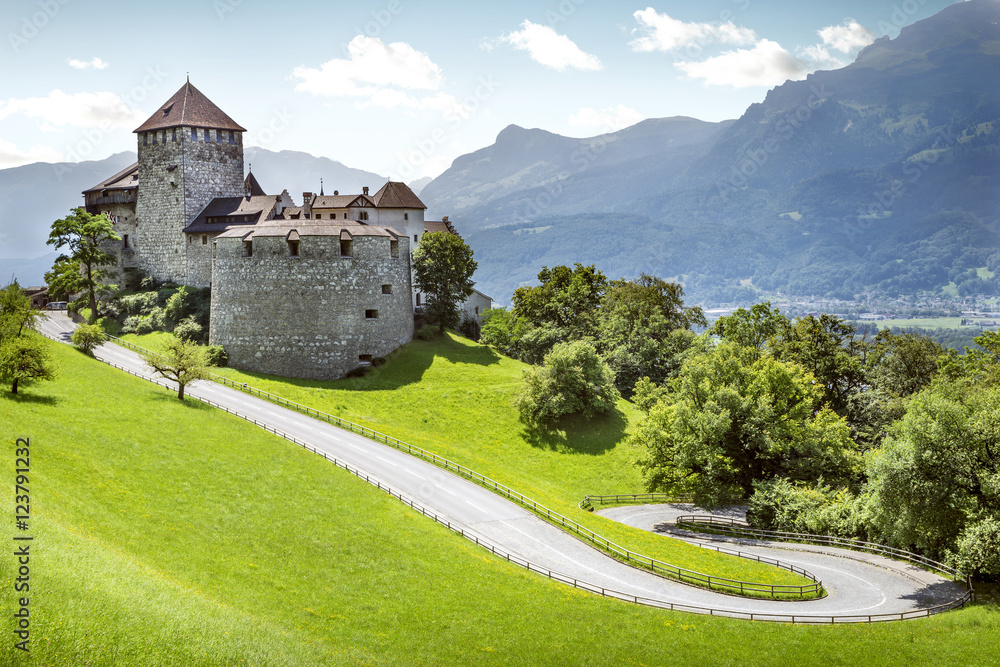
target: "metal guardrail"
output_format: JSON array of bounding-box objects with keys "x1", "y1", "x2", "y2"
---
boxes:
[
  {"x1": 40, "y1": 323, "x2": 976, "y2": 621},
  {"x1": 580, "y1": 493, "x2": 694, "y2": 510},
  {"x1": 674, "y1": 516, "x2": 974, "y2": 588}
]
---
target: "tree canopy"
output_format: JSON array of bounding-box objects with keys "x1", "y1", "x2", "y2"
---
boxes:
[
  {"x1": 141, "y1": 338, "x2": 210, "y2": 400},
  {"x1": 47, "y1": 208, "x2": 120, "y2": 322},
  {"x1": 0, "y1": 281, "x2": 55, "y2": 395}
]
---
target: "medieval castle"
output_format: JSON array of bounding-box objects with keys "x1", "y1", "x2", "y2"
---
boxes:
[{"x1": 82, "y1": 81, "x2": 490, "y2": 379}]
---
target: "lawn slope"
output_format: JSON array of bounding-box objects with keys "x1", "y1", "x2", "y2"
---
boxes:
[{"x1": 0, "y1": 340, "x2": 997, "y2": 665}]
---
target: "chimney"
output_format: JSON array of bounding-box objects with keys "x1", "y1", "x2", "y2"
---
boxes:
[
  {"x1": 363, "y1": 186, "x2": 369, "y2": 195},
  {"x1": 303, "y1": 192, "x2": 313, "y2": 205}
]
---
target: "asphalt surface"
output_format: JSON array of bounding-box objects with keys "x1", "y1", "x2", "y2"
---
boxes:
[{"x1": 37, "y1": 313, "x2": 969, "y2": 620}]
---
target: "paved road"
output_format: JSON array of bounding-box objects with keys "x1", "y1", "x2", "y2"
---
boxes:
[{"x1": 38, "y1": 313, "x2": 968, "y2": 620}]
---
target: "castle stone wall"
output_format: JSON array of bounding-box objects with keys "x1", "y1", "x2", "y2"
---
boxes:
[
  {"x1": 136, "y1": 126, "x2": 243, "y2": 285},
  {"x1": 185, "y1": 231, "x2": 218, "y2": 288},
  {"x1": 209, "y1": 233, "x2": 413, "y2": 379}
]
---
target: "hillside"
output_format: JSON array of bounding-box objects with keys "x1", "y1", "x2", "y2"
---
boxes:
[
  {"x1": 432, "y1": 0, "x2": 1000, "y2": 304},
  {"x1": 2, "y1": 337, "x2": 997, "y2": 664}
]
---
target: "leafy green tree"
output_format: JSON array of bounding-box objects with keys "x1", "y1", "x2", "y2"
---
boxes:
[
  {"x1": 0, "y1": 281, "x2": 42, "y2": 339},
  {"x1": 0, "y1": 335, "x2": 55, "y2": 395},
  {"x1": 44, "y1": 256, "x2": 83, "y2": 303},
  {"x1": 412, "y1": 231, "x2": 477, "y2": 333},
  {"x1": 479, "y1": 307, "x2": 528, "y2": 358},
  {"x1": 514, "y1": 340, "x2": 620, "y2": 424},
  {"x1": 634, "y1": 342, "x2": 860, "y2": 507},
  {"x1": 46, "y1": 208, "x2": 120, "y2": 322},
  {"x1": 862, "y1": 382, "x2": 1000, "y2": 562},
  {"x1": 71, "y1": 323, "x2": 106, "y2": 355},
  {"x1": 710, "y1": 302, "x2": 789, "y2": 357},
  {"x1": 141, "y1": 338, "x2": 210, "y2": 400},
  {"x1": 598, "y1": 275, "x2": 705, "y2": 393},
  {"x1": 511, "y1": 263, "x2": 608, "y2": 344}
]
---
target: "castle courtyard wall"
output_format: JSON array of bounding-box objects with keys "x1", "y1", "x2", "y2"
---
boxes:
[{"x1": 209, "y1": 233, "x2": 413, "y2": 379}]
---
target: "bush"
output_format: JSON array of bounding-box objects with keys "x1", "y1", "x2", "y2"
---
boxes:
[
  {"x1": 164, "y1": 287, "x2": 193, "y2": 324},
  {"x1": 147, "y1": 307, "x2": 167, "y2": 331},
  {"x1": 134, "y1": 317, "x2": 155, "y2": 335},
  {"x1": 204, "y1": 345, "x2": 228, "y2": 368},
  {"x1": 458, "y1": 315, "x2": 481, "y2": 341},
  {"x1": 950, "y1": 516, "x2": 1000, "y2": 580},
  {"x1": 173, "y1": 316, "x2": 203, "y2": 343},
  {"x1": 120, "y1": 291, "x2": 159, "y2": 316},
  {"x1": 414, "y1": 325, "x2": 438, "y2": 341},
  {"x1": 514, "y1": 340, "x2": 620, "y2": 424},
  {"x1": 121, "y1": 316, "x2": 140, "y2": 334},
  {"x1": 71, "y1": 323, "x2": 106, "y2": 355}
]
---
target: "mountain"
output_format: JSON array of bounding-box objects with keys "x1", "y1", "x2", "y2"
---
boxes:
[
  {"x1": 0, "y1": 148, "x2": 387, "y2": 286},
  {"x1": 431, "y1": 0, "x2": 1000, "y2": 304}
]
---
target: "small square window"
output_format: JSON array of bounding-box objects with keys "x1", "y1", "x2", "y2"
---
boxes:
[
  {"x1": 365, "y1": 309, "x2": 378, "y2": 319},
  {"x1": 315, "y1": 213, "x2": 322, "y2": 219},
  {"x1": 358, "y1": 354, "x2": 373, "y2": 363},
  {"x1": 340, "y1": 239, "x2": 353, "y2": 257},
  {"x1": 288, "y1": 240, "x2": 300, "y2": 257},
  {"x1": 381, "y1": 284, "x2": 392, "y2": 294}
]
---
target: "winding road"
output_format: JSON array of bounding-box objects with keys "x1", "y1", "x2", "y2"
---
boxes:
[{"x1": 38, "y1": 313, "x2": 969, "y2": 622}]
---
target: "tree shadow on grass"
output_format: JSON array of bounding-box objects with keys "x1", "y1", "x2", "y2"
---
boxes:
[
  {"x1": 520, "y1": 409, "x2": 627, "y2": 455},
  {"x1": 1, "y1": 391, "x2": 58, "y2": 406}
]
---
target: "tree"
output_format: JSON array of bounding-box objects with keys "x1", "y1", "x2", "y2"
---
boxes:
[
  {"x1": 634, "y1": 342, "x2": 860, "y2": 507},
  {"x1": 512, "y1": 264, "x2": 607, "y2": 341},
  {"x1": 0, "y1": 336, "x2": 55, "y2": 395},
  {"x1": 47, "y1": 208, "x2": 120, "y2": 322},
  {"x1": 0, "y1": 281, "x2": 42, "y2": 339},
  {"x1": 141, "y1": 338, "x2": 210, "y2": 400},
  {"x1": 597, "y1": 275, "x2": 705, "y2": 393},
  {"x1": 710, "y1": 302, "x2": 789, "y2": 357},
  {"x1": 514, "y1": 340, "x2": 620, "y2": 424},
  {"x1": 412, "y1": 231, "x2": 477, "y2": 333},
  {"x1": 71, "y1": 323, "x2": 107, "y2": 355}
]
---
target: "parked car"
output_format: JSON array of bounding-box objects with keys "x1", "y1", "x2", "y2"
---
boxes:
[{"x1": 44, "y1": 302, "x2": 68, "y2": 310}]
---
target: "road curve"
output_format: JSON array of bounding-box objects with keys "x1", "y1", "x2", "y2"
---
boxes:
[{"x1": 37, "y1": 313, "x2": 968, "y2": 620}]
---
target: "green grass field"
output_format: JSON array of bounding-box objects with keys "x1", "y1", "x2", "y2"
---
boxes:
[
  {"x1": 2, "y1": 338, "x2": 999, "y2": 665},
  {"x1": 118, "y1": 331, "x2": 813, "y2": 592}
]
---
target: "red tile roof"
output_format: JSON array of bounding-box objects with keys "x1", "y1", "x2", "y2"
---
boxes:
[
  {"x1": 372, "y1": 181, "x2": 426, "y2": 209},
  {"x1": 134, "y1": 81, "x2": 246, "y2": 133}
]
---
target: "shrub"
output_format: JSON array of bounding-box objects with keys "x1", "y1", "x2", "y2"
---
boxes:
[
  {"x1": 134, "y1": 317, "x2": 155, "y2": 335},
  {"x1": 514, "y1": 340, "x2": 620, "y2": 424},
  {"x1": 173, "y1": 316, "x2": 203, "y2": 343},
  {"x1": 414, "y1": 325, "x2": 438, "y2": 341},
  {"x1": 950, "y1": 516, "x2": 1000, "y2": 579},
  {"x1": 71, "y1": 323, "x2": 106, "y2": 355},
  {"x1": 458, "y1": 314, "x2": 481, "y2": 341},
  {"x1": 139, "y1": 275, "x2": 160, "y2": 291},
  {"x1": 121, "y1": 316, "x2": 140, "y2": 334},
  {"x1": 204, "y1": 345, "x2": 228, "y2": 368},
  {"x1": 120, "y1": 291, "x2": 159, "y2": 316},
  {"x1": 148, "y1": 307, "x2": 167, "y2": 331}
]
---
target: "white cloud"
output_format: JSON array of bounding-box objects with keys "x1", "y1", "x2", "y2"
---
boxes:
[
  {"x1": 819, "y1": 20, "x2": 875, "y2": 54},
  {"x1": 675, "y1": 39, "x2": 810, "y2": 88},
  {"x1": 0, "y1": 90, "x2": 143, "y2": 128},
  {"x1": 68, "y1": 57, "x2": 109, "y2": 70},
  {"x1": 569, "y1": 105, "x2": 643, "y2": 132},
  {"x1": 292, "y1": 35, "x2": 466, "y2": 115},
  {"x1": 0, "y1": 138, "x2": 62, "y2": 168},
  {"x1": 500, "y1": 21, "x2": 602, "y2": 71},
  {"x1": 630, "y1": 7, "x2": 756, "y2": 52}
]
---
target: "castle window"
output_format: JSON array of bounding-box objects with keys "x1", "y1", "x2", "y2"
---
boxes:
[
  {"x1": 390, "y1": 240, "x2": 399, "y2": 258},
  {"x1": 365, "y1": 309, "x2": 379, "y2": 320},
  {"x1": 414, "y1": 234, "x2": 419, "y2": 242},
  {"x1": 404, "y1": 213, "x2": 409, "y2": 220},
  {"x1": 381, "y1": 284, "x2": 392, "y2": 294},
  {"x1": 228, "y1": 131, "x2": 235, "y2": 144},
  {"x1": 216, "y1": 130, "x2": 223, "y2": 143},
  {"x1": 191, "y1": 127, "x2": 197, "y2": 141},
  {"x1": 416, "y1": 293, "x2": 421, "y2": 307},
  {"x1": 143, "y1": 133, "x2": 148, "y2": 146},
  {"x1": 315, "y1": 214, "x2": 322, "y2": 219},
  {"x1": 202, "y1": 235, "x2": 208, "y2": 245},
  {"x1": 123, "y1": 234, "x2": 130, "y2": 249},
  {"x1": 358, "y1": 354, "x2": 373, "y2": 363},
  {"x1": 475, "y1": 306, "x2": 479, "y2": 315},
  {"x1": 288, "y1": 239, "x2": 299, "y2": 257},
  {"x1": 340, "y1": 239, "x2": 353, "y2": 257},
  {"x1": 359, "y1": 211, "x2": 369, "y2": 221},
  {"x1": 188, "y1": 235, "x2": 193, "y2": 244},
  {"x1": 243, "y1": 240, "x2": 253, "y2": 257},
  {"x1": 172, "y1": 128, "x2": 177, "y2": 142}
]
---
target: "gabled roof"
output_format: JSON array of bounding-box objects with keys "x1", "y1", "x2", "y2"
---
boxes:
[
  {"x1": 424, "y1": 219, "x2": 459, "y2": 236},
  {"x1": 83, "y1": 162, "x2": 139, "y2": 194},
  {"x1": 183, "y1": 195, "x2": 277, "y2": 233},
  {"x1": 310, "y1": 194, "x2": 375, "y2": 209},
  {"x1": 134, "y1": 81, "x2": 246, "y2": 133},
  {"x1": 372, "y1": 181, "x2": 426, "y2": 209},
  {"x1": 244, "y1": 171, "x2": 266, "y2": 197},
  {"x1": 217, "y1": 219, "x2": 403, "y2": 240}
]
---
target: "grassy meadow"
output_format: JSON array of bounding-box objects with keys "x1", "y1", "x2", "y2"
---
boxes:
[
  {"x1": 1, "y1": 338, "x2": 998, "y2": 665},
  {"x1": 118, "y1": 331, "x2": 813, "y2": 591}
]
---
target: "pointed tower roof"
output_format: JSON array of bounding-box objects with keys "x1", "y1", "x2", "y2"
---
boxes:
[
  {"x1": 134, "y1": 81, "x2": 246, "y2": 133},
  {"x1": 244, "y1": 171, "x2": 266, "y2": 197},
  {"x1": 372, "y1": 181, "x2": 426, "y2": 209}
]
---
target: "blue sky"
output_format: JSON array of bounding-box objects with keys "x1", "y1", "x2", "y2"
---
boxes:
[{"x1": 0, "y1": 0, "x2": 961, "y2": 182}]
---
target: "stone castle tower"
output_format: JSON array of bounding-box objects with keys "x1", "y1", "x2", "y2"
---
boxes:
[{"x1": 133, "y1": 80, "x2": 246, "y2": 284}]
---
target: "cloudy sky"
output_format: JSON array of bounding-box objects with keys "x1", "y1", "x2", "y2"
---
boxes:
[{"x1": 0, "y1": 0, "x2": 959, "y2": 182}]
